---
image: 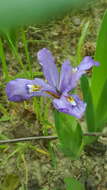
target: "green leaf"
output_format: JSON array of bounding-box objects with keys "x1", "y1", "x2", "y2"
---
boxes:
[
  {"x1": 95, "y1": 80, "x2": 107, "y2": 130},
  {"x1": 0, "y1": 0, "x2": 91, "y2": 30},
  {"x1": 54, "y1": 111, "x2": 83, "y2": 159},
  {"x1": 0, "y1": 174, "x2": 20, "y2": 190},
  {"x1": 81, "y1": 75, "x2": 96, "y2": 144},
  {"x1": 64, "y1": 177, "x2": 85, "y2": 190},
  {"x1": 0, "y1": 134, "x2": 8, "y2": 149},
  {"x1": 91, "y1": 10, "x2": 107, "y2": 109},
  {"x1": 81, "y1": 75, "x2": 95, "y2": 131},
  {"x1": 0, "y1": 115, "x2": 11, "y2": 122}
]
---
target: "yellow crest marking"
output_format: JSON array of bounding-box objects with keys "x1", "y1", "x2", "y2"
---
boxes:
[
  {"x1": 67, "y1": 96, "x2": 76, "y2": 106},
  {"x1": 45, "y1": 91, "x2": 60, "y2": 98}
]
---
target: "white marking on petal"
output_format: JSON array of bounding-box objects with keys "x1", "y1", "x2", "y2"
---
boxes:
[
  {"x1": 72, "y1": 67, "x2": 78, "y2": 73},
  {"x1": 27, "y1": 85, "x2": 33, "y2": 93},
  {"x1": 71, "y1": 100, "x2": 77, "y2": 106},
  {"x1": 27, "y1": 84, "x2": 42, "y2": 93}
]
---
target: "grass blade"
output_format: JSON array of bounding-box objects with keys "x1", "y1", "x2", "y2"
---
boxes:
[
  {"x1": 77, "y1": 21, "x2": 89, "y2": 64},
  {"x1": 0, "y1": 38, "x2": 9, "y2": 81},
  {"x1": 21, "y1": 29, "x2": 33, "y2": 78}
]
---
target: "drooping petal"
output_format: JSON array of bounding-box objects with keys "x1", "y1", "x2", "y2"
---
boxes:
[
  {"x1": 78, "y1": 56, "x2": 99, "y2": 71},
  {"x1": 6, "y1": 78, "x2": 53, "y2": 102},
  {"x1": 37, "y1": 48, "x2": 59, "y2": 88},
  {"x1": 59, "y1": 60, "x2": 73, "y2": 92},
  {"x1": 53, "y1": 94, "x2": 86, "y2": 119},
  {"x1": 64, "y1": 56, "x2": 99, "y2": 92}
]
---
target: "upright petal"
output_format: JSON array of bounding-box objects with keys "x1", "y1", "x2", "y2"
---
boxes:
[
  {"x1": 6, "y1": 78, "x2": 53, "y2": 102},
  {"x1": 53, "y1": 94, "x2": 86, "y2": 119},
  {"x1": 64, "y1": 56, "x2": 100, "y2": 92},
  {"x1": 37, "y1": 48, "x2": 59, "y2": 88},
  {"x1": 59, "y1": 60, "x2": 73, "y2": 92}
]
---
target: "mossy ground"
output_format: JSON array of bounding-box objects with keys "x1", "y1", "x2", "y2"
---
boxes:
[{"x1": 0, "y1": 0, "x2": 107, "y2": 189}]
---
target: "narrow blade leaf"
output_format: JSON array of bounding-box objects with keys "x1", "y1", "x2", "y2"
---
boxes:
[
  {"x1": 96, "y1": 80, "x2": 107, "y2": 131},
  {"x1": 91, "y1": 10, "x2": 107, "y2": 108},
  {"x1": 81, "y1": 75, "x2": 96, "y2": 144},
  {"x1": 81, "y1": 75, "x2": 95, "y2": 131}
]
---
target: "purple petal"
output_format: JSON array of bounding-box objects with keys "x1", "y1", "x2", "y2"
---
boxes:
[
  {"x1": 78, "y1": 56, "x2": 100, "y2": 71},
  {"x1": 53, "y1": 94, "x2": 86, "y2": 119},
  {"x1": 64, "y1": 56, "x2": 100, "y2": 92},
  {"x1": 34, "y1": 78, "x2": 59, "y2": 98},
  {"x1": 37, "y1": 48, "x2": 59, "y2": 88},
  {"x1": 6, "y1": 78, "x2": 52, "y2": 102},
  {"x1": 59, "y1": 60, "x2": 73, "y2": 92},
  {"x1": 6, "y1": 79, "x2": 34, "y2": 102},
  {"x1": 34, "y1": 78, "x2": 56, "y2": 94}
]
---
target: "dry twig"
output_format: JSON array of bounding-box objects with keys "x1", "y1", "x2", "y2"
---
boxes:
[{"x1": 0, "y1": 132, "x2": 107, "y2": 144}]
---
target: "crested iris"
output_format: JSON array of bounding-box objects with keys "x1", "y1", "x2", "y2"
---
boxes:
[{"x1": 6, "y1": 48, "x2": 99, "y2": 118}]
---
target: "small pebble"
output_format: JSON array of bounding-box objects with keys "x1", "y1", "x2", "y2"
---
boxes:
[{"x1": 72, "y1": 17, "x2": 81, "y2": 26}]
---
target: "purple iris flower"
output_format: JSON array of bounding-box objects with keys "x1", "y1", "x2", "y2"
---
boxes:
[{"x1": 6, "y1": 48, "x2": 99, "y2": 118}]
